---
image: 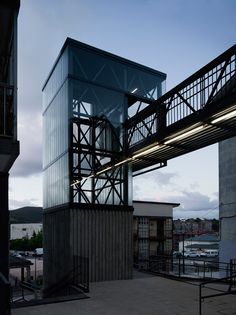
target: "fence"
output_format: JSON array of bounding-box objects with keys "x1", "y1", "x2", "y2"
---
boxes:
[
  {"x1": 199, "y1": 270, "x2": 236, "y2": 315},
  {"x1": 140, "y1": 255, "x2": 233, "y2": 280}
]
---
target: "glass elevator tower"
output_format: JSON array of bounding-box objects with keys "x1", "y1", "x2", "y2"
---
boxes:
[{"x1": 43, "y1": 38, "x2": 166, "y2": 293}]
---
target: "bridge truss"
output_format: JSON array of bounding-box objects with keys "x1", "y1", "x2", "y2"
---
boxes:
[
  {"x1": 71, "y1": 44, "x2": 236, "y2": 200},
  {"x1": 126, "y1": 44, "x2": 236, "y2": 175}
]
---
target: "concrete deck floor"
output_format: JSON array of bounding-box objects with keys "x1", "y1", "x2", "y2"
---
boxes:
[{"x1": 12, "y1": 272, "x2": 236, "y2": 315}]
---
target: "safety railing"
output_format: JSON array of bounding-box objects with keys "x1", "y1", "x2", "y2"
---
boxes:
[
  {"x1": 127, "y1": 45, "x2": 236, "y2": 147},
  {"x1": 199, "y1": 271, "x2": 236, "y2": 315},
  {"x1": 44, "y1": 256, "x2": 89, "y2": 298},
  {"x1": 139, "y1": 255, "x2": 232, "y2": 281},
  {"x1": 0, "y1": 272, "x2": 11, "y2": 315},
  {"x1": 0, "y1": 83, "x2": 14, "y2": 137}
]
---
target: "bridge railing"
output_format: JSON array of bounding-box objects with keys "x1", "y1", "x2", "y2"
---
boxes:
[{"x1": 127, "y1": 45, "x2": 236, "y2": 148}]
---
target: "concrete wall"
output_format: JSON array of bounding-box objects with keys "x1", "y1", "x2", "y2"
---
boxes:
[
  {"x1": 219, "y1": 138, "x2": 236, "y2": 263},
  {"x1": 133, "y1": 201, "x2": 173, "y2": 217},
  {"x1": 43, "y1": 205, "x2": 133, "y2": 294}
]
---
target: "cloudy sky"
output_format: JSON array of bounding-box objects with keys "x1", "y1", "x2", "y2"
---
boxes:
[{"x1": 9, "y1": 0, "x2": 236, "y2": 219}]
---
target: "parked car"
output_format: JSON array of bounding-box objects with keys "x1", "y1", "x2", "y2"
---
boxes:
[
  {"x1": 34, "y1": 248, "x2": 43, "y2": 256},
  {"x1": 11, "y1": 251, "x2": 22, "y2": 258},
  {"x1": 205, "y1": 250, "x2": 218, "y2": 257},
  {"x1": 183, "y1": 251, "x2": 198, "y2": 258},
  {"x1": 199, "y1": 252, "x2": 207, "y2": 257}
]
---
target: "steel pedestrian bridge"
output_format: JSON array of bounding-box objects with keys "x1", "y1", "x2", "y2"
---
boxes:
[
  {"x1": 97, "y1": 44, "x2": 236, "y2": 177},
  {"x1": 125, "y1": 45, "x2": 236, "y2": 176}
]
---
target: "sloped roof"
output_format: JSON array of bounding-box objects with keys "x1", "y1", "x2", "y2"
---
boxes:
[
  {"x1": 186, "y1": 243, "x2": 219, "y2": 250},
  {"x1": 9, "y1": 255, "x2": 33, "y2": 268},
  {"x1": 185, "y1": 234, "x2": 219, "y2": 242}
]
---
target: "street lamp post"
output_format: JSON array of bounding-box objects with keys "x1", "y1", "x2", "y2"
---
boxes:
[{"x1": 34, "y1": 255, "x2": 37, "y2": 282}]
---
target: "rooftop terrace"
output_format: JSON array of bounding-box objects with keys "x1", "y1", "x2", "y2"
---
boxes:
[{"x1": 12, "y1": 271, "x2": 236, "y2": 315}]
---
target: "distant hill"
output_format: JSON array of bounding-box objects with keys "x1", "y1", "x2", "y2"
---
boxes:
[{"x1": 10, "y1": 206, "x2": 43, "y2": 224}]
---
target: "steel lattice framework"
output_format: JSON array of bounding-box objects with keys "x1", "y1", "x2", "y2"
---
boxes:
[
  {"x1": 71, "y1": 116, "x2": 129, "y2": 205},
  {"x1": 70, "y1": 44, "x2": 236, "y2": 202}
]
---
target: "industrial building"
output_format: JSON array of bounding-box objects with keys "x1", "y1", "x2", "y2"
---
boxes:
[{"x1": 10, "y1": 223, "x2": 43, "y2": 240}]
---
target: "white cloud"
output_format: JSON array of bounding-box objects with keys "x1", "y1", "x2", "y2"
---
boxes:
[
  {"x1": 11, "y1": 113, "x2": 42, "y2": 177},
  {"x1": 133, "y1": 170, "x2": 219, "y2": 219},
  {"x1": 9, "y1": 175, "x2": 42, "y2": 210}
]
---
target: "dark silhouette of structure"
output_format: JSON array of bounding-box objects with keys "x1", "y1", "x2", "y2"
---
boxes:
[{"x1": 0, "y1": 0, "x2": 20, "y2": 314}]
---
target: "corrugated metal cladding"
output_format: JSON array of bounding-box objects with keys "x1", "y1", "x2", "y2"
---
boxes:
[{"x1": 43, "y1": 206, "x2": 133, "y2": 290}]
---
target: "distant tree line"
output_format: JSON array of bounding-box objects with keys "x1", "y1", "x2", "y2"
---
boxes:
[{"x1": 10, "y1": 230, "x2": 43, "y2": 251}]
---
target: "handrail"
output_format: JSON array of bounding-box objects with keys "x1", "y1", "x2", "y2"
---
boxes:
[
  {"x1": 146, "y1": 255, "x2": 232, "y2": 280},
  {"x1": 127, "y1": 44, "x2": 236, "y2": 126},
  {"x1": 199, "y1": 272, "x2": 236, "y2": 315},
  {"x1": 126, "y1": 44, "x2": 236, "y2": 149}
]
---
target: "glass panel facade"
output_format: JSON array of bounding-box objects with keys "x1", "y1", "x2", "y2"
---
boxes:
[
  {"x1": 43, "y1": 48, "x2": 69, "y2": 209},
  {"x1": 43, "y1": 82, "x2": 68, "y2": 167},
  {"x1": 69, "y1": 79, "x2": 126, "y2": 127},
  {"x1": 43, "y1": 48, "x2": 68, "y2": 111},
  {"x1": 43, "y1": 39, "x2": 166, "y2": 208},
  {"x1": 68, "y1": 45, "x2": 164, "y2": 100},
  {"x1": 43, "y1": 154, "x2": 69, "y2": 208}
]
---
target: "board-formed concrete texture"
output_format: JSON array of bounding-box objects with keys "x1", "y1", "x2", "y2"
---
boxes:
[
  {"x1": 43, "y1": 205, "x2": 133, "y2": 289},
  {"x1": 219, "y1": 137, "x2": 236, "y2": 265}
]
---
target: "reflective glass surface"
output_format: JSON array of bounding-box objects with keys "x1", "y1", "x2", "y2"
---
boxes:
[
  {"x1": 68, "y1": 45, "x2": 165, "y2": 100},
  {"x1": 43, "y1": 39, "x2": 166, "y2": 207},
  {"x1": 43, "y1": 154, "x2": 69, "y2": 208},
  {"x1": 43, "y1": 82, "x2": 68, "y2": 167},
  {"x1": 43, "y1": 48, "x2": 68, "y2": 111}
]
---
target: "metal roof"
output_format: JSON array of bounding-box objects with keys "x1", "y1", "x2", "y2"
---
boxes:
[
  {"x1": 185, "y1": 234, "x2": 219, "y2": 242},
  {"x1": 9, "y1": 255, "x2": 33, "y2": 268}
]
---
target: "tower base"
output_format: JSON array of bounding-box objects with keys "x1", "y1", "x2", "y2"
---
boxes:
[{"x1": 43, "y1": 204, "x2": 133, "y2": 295}]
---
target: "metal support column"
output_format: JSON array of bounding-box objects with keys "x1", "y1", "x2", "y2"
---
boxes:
[{"x1": 0, "y1": 171, "x2": 10, "y2": 315}]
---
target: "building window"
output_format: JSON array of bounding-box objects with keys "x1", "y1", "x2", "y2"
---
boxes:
[
  {"x1": 138, "y1": 217, "x2": 149, "y2": 238},
  {"x1": 139, "y1": 239, "x2": 149, "y2": 259}
]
